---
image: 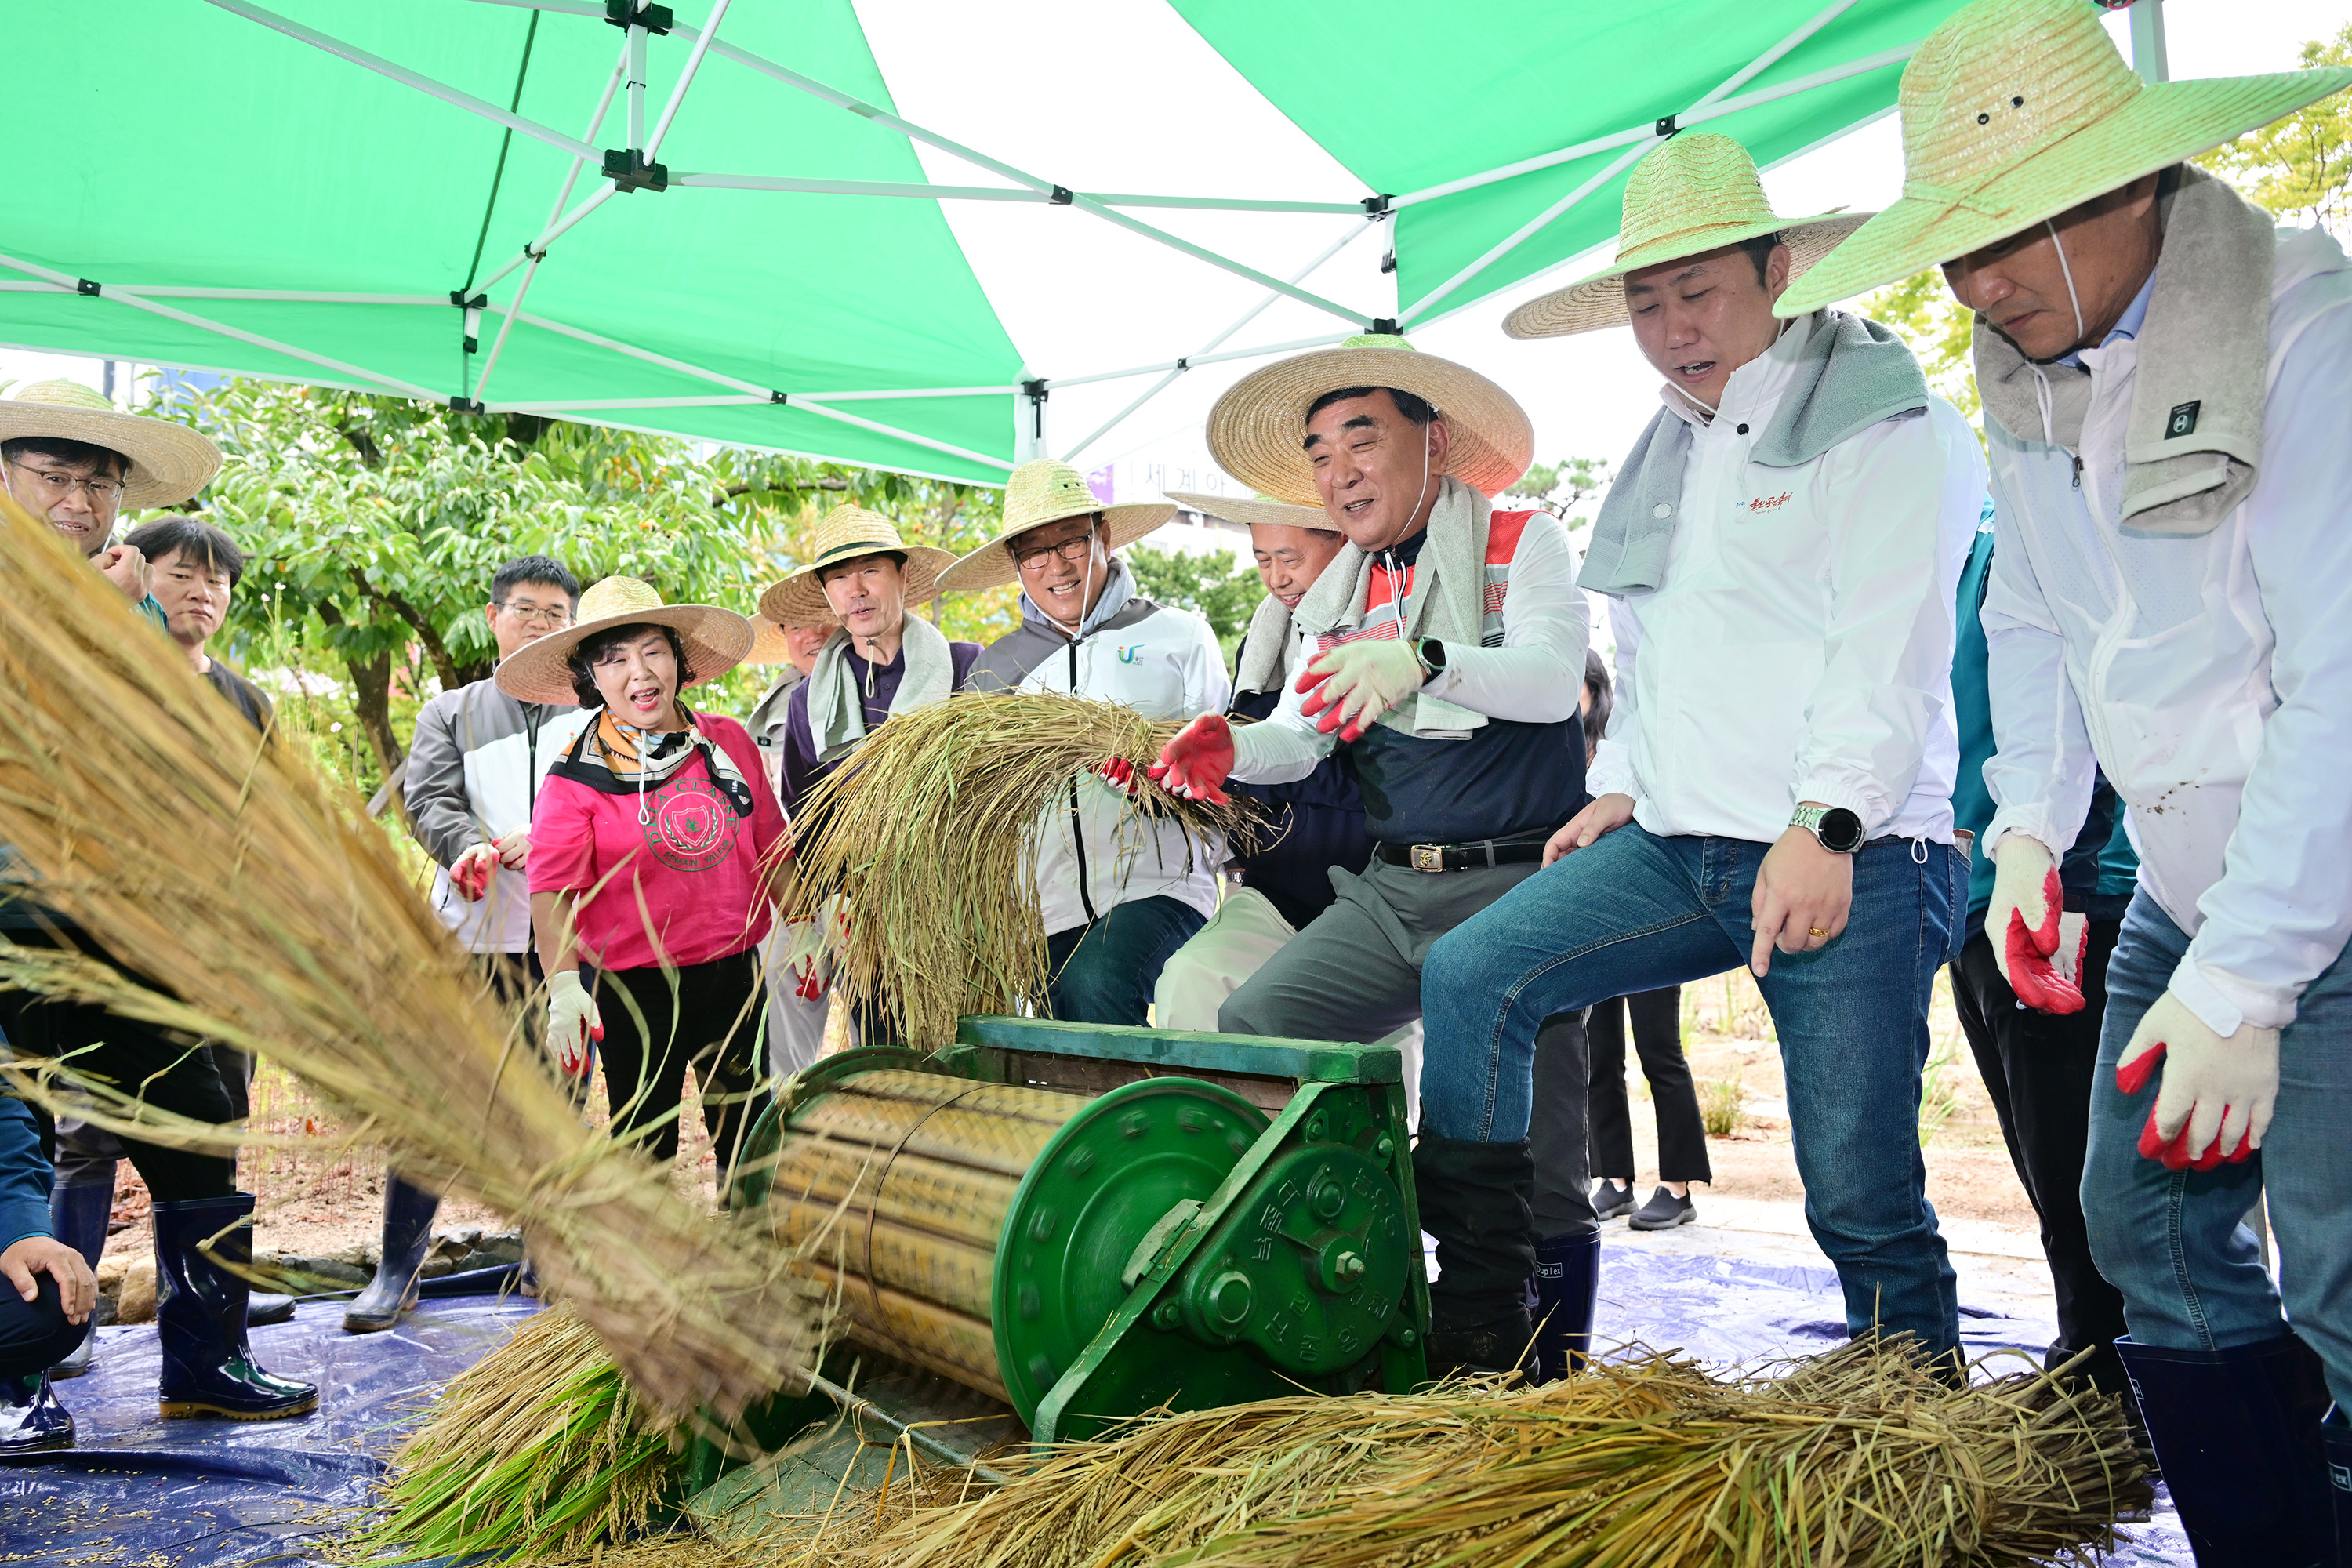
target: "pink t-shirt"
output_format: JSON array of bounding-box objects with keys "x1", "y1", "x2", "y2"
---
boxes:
[{"x1": 528, "y1": 713, "x2": 786, "y2": 972}]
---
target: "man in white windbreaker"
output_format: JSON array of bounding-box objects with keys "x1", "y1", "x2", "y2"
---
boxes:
[
  {"x1": 1400, "y1": 133, "x2": 1984, "y2": 1377},
  {"x1": 946, "y1": 460, "x2": 1226, "y2": 1026},
  {"x1": 1777, "y1": 2, "x2": 2352, "y2": 1559}
]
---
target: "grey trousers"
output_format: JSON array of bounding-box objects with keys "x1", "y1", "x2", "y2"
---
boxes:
[{"x1": 1218, "y1": 857, "x2": 1592, "y2": 1236}]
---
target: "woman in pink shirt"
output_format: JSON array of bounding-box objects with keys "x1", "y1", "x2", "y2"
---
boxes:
[{"x1": 497, "y1": 578, "x2": 785, "y2": 1194}]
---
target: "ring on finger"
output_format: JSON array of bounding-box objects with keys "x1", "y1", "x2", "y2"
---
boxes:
[{"x1": 1808, "y1": 926, "x2": 1828, "y2": 938}]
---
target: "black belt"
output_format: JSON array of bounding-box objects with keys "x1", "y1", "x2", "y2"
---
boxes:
[{"x1": 1373, "y1": 836, "x2": 1548, "y2": 873}]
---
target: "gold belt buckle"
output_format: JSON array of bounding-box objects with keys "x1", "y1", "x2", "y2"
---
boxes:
[{"x1": 1410, "y1": 843, "x2": 1446, "y2": 873}]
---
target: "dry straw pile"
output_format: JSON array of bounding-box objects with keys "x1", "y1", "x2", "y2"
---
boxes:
[
  {"x1": 860, "y1": 1341, "x2": 2151, "y2": 1568},
  {"x1": 0, "y1": 487, "x2": 810, "y2": 1423},
  {"x1": 791, "y1": 694, "x2": 1259, "y2": 1045}
]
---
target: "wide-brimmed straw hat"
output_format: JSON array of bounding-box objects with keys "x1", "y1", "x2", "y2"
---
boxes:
[
  {"x1": 1164, "y1": 490, "x2": 1338, "y2": 533},
  {"x1": 1777, "y1": 0, "x2": 2352, "y2": 317},
  {"x1": 495, "y1": 575, "x2": 753, "y2": 706},
  {"x1": 935, "y1": 459, "x2": 1174, "y2": 594},
  {"x1": 1205, "y1": 335, "x2": 1533, "y2": 504},
  {"x1": 744, "y1": 615, "x2": 803, "y2": 666},
  {"x1": 0, "y1": 379, "x2": 222, "y2": 508},
  {"x1": 758, "y1": 505, "x2": 956, "y2": 625},
  {"x1": 1502, "y1": 135, "x2": 1869, "y2": 339}
]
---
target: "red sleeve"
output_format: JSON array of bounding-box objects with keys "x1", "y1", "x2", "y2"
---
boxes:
[{"x1": 528, "y1": 775, "x2": 600, "y2": 895}]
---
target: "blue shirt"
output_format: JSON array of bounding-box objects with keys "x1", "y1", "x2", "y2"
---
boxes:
[
  {"x1": 2058, "y1": 270, "x2": 2155, "y2": 368},
  {"x1": 0, "y1": 1091, "x2": 53, "y2": 1253}
]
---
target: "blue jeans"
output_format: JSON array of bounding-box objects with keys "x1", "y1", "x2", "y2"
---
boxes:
[
  {"x1": 1047, "y1": 895, "x2": 1207, "y2": 1027},
  {"x1": 2086, "y1": 890, "x2": 2352, "y2": 1408},
  {"x1": 1422, "y1": 824, "x2": 1962, "y2": 1355}
]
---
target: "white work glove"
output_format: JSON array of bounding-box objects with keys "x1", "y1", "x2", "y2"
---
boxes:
[
  {"x1": 1295, "y1": 639, "x2": 1428, "y2": 743},
  {"x1": 544, "y1": 970, "x2": 601, "y2": 1077},
  {"x1": 1987, "y1": 833, "x2": 2085, "y2": 1014},
  {"x1": 2114, "y1": 990, "x2": 2278, "y2": 1171}
]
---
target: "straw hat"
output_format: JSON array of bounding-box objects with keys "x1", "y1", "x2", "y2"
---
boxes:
[
  {"x1": 494, "y1": 575, "x2": 753, "y2": 706},
  {"x1": 1501, "y1": 135, "x2": 1867, "y2": 339},
  {"x1": 744, "y1": 615, "x2": 801, "y2": 666},
  {"x1": 1205, "y1": 334, "x2": 1533, "y2": 504},
  {"x1": 757, "y1": 505, "x2": 956, "y2": 625},
  {"x1": 935, "y1": 459, "x2": 1174, "y2": 594},
  {"x1": 1165, "y1": 490, "x2": 1339, "y2": 533},
  {"x1": 1777, "y1": 0, "x2": 2352, "y2": 317},
  {"x1": 0, "y1": 379, "x2": 222, "y2": 508}
]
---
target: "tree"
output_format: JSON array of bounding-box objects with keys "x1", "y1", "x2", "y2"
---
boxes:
[
  {"x1": 1508, "y1": 456, "x2": 1613, "y2": 521},
  {"x1": 1126, "y1": 544, "x2": 1269, "y2": 656},
  {"x1": 1859, "y1": 269, "x2": 1980, "y2": 422},
  {"x1": 2195, "y1": 27, "x2": 2352, "y2": 234}
]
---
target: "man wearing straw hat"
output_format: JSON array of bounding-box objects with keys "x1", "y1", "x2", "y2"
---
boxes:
[
  {"x1": 946, "y1": 459, "x2": 1225, "y2": 1027},
  {"x1": 1778, "y1": 1, "x2": 2352, "y2": 1553},
  {"x1": 759, "y1": 506, "x2": 978, "y2": 1055},
  {"x1": 1149, "y1": 336, "x2": 1594, "y2": 1376},
  {"x1": 1402, "y1": 131, "x2": 1987, "y2": 1376}
]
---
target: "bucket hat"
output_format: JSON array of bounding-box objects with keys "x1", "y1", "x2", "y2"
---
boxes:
[
  {"x1": 758, "y1": 505, "x2": 956, "y2": 626},
  {"x1": 1164, "y1": 490, "x2": 1338, "y2": 532},
  {"x1": 1502, "y1": 134, "x2": 1869, "y2": 339},
  {"x1": 495, "y1": 576, "x2": 753, "y2": 706},
  {"x1": 0, "y1": 379, "x2": 222, "y2": 508},
  {"x1": 1777, "y1": 0, "x2": 2352, "y2": 317},
  {"x1": 935, "y1": 459, "x2": 1173, "y2": 594},
  {"x1": 1207, "y1": 334, "x2": 1532, "y2": 504}
]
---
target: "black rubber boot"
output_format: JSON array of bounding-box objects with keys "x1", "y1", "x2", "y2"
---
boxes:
[
  {"x1": 342, "y1": 1175, "x2": 439, "y2": 1334},
  {"x1": 0, "y1": 1374, "x2": 74, "y2": 1455},
  {"x1": 44, "y1": 1175, "x2": 114, "y2": 1379},
  {"x1": 2325, "y1": 1403, "x2": 2350, "y2": 1568},
  {"x1": 1414, "y1": 1134, "x2": 1537, "y2": 1378},
  {"x1": 1530, "y1": 1229, "x2": 1602, "y2": 1382},
  {"x1": 246, "y1": 1292, "x2": 296, "y2": 1327},
  {"x1": 2116, "y1": 1334, "x2": 2335, "y2": 1567},
  {"x1": 153, "y1": 1192, "x2": 318, "y2": 1421}
]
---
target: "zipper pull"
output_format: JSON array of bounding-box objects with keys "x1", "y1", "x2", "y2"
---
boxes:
[{"x1": 2071, "y1": 455, "x2": 2083, "y2": 489}]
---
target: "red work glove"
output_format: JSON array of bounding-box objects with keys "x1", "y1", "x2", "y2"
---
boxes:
[
  {"x1": 1147, "y1": 714, "x2": 1236, "y2": 805},
  {"x1": 1096, "y1": 757, "x2": 1141, "y2": 797},
  {"x1": 2115, "y1": 992, "x2": 2278, "y2": 1171},
  {"x1": 1987, "y1": 835, "x2": 2084, "y2": 1014},
  {"x1": 450, "y1": 844, "x2": 495, "y2": 903}
]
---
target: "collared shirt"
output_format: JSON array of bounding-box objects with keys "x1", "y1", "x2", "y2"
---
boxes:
[
  {"x1": 1587, "y1": 310, "x2": 1987, "y2": 844},
  {"x1": 2057, "y1": 270, "x2": 2156, "y2": 368},
  {"x1": 1980, "y1": 226, "x2": 2352, "y2": 1035}
]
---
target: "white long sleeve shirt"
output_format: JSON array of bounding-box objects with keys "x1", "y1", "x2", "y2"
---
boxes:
[
  {"x1": 1587, "y1": 310, "x2": 1987, "y2": 844},
  {"x1": 1980, "y1": 225, "x2": 2352, "y2": 1036}
]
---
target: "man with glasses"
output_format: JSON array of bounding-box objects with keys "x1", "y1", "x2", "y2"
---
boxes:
[{"x1": 343, "y1": 554, "x2": 590, "y2": 1334}]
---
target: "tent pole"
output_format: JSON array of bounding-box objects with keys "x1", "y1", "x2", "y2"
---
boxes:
[
  {"x1": 1016, "y1": 379, "x2": 1048, "y2": 463},
  {"x1": 1044, "y1": 332, "x2": 1359, "y2": 391},
  {"x1": 626, "y1": 15, "x2": 648, "y2": 152},
  {"x1": 2129, "y1": 0, "x2": 2169, "y2": 84},
  {"x1": 645, "y1": 0, "x2": 731, "y2": 162},
  {"x1": 469, "y1": 256, "x2": 544, "y2": 405},
  {"x1": 477, "y1": 34, "x2": 630, "y2": 295},
  {"x1": 668, "y1": 173, "x2": 1358, "y2": 214},
  {"x1": 790, "y1": 398, "x2": 1014, "y2": 471},
  {"x1": 0, "y1": 283, "x2": 445, "y2": 305}
]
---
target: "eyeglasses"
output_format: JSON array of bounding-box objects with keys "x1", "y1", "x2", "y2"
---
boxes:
[
  {"x1": 493, "y1": 601, "x2": 573, "y2": 628},
  {"x1": 1011, "y1": 532, "x2": 1100, "y2": 572},
  {"x1": 6, "y1": 459, "x2": 124, "y2": 508}
]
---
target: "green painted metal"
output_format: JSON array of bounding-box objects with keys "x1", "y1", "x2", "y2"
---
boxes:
[{"x1": 955, "y1": 1014, "x2": 1403, "y2": 1086}]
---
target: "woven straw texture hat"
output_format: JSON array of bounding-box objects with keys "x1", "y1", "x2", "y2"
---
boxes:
[
  {"x1": 744, "y1": 615, "x2": 802, "y2": 666},
  {"x1": 0, "y1": 379, "x2": 222, "y2": 508},
  {"x1": 1164, "y1": 490, "x2": 1339, "y2": 532},
  {"x1": 935, "y1": 459, "x2": 1174, "y2": 594},
  {"x1": 1503, "y1": 135, "x2": 1869, "y2": 339},
  {"x1": 495, "y1": 575, "x2": 753, "y2": 706},
  {"x1": 1206, "y1": 334, "x2": 1533, "y2": 504},
  {"x1": 758, "y1": 505, "x2": 956, "y2": 625},
  {"x1": 1778, "y1": 0, "x2": 2352, "y2": 316}
]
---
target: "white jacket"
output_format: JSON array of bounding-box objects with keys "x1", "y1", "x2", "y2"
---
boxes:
[
  {"x1": 1588, "y1": 311, "x2": 1987, "y2": 844},
  {"x1": 1982, "y1": 225, "x2": 2352, "y2": 1035}
]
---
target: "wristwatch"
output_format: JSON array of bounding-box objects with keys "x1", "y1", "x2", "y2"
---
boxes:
[
  {"x1": 1791, "y1": 804, "x2": 1865, "y2": 854},
  {"x1": 1416, "y1": 637, "x2": 1447, "y2": 680}
]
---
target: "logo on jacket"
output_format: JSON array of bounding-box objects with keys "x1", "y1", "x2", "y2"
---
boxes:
[
  {"x1": 644, "y1": 777, "x2": 736, "y2": 873},
  {"x1": 1741, "y1": 491, "x2": 1791, "y2": 515},
  {"x1": 1116, "y1": 644, "x2": 1143, "y2": 663}
]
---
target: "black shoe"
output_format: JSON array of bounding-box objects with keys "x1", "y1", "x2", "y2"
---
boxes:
[
  {"x1": 1412, "y1": 1134, "x2": 1537, "y2": 1363},
  {"x1": 1427, "y1": 1306, "x2": 1534, "y2": 1379},
  {"x1": 1627, "y1": 1186, "x2": 1696, "y2": 1231},
  {"x1": 246, "y1": 1294, "x2": 296, "y2": 1327},
  {"x1": 2117, "y1": 1334, "x2": 2335, "y2": 1567},
  {"x1": 1590, "y1": 1180, "x2": 1635, "y2": 1221},
  {"x1": 1530, "y1": 1229, "x2": 1602, "y2": 1382},
  {"x1": 153, "y1": 1192, "x2": 318, "y2": 1421},
  {"x1": 343, "y1": 1175, "x2": 439, "y2": 1334},
  {"x1": 0, "y1": 1374, "x2": 74, "y2": 1456},
  {"x1": 45, "y1": 1176, "x2": 114, "y2": 1379}
]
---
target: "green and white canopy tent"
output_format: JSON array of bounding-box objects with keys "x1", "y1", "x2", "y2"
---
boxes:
[{"x1": 3, "y1": 0, "x2": 2169, "y2": 488}]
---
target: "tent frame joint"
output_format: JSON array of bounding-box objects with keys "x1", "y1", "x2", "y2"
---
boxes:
[
  {"x1": 602, "y1": 0, "x2": 670, "y2": 35},
  {"x1": 1048, "y1": 185, "x2": 1075, "y2": 205},
  {"x1": 769, "y1": 390, "x2": 788, "y2": 405},
  {"x1": 75, "y1": 279, "x2": 101, "y2": 298},
  {"x1": 1655, "y1": 114, "x2": 1679, "y2": 139},
  {"x1": 449, "y1": 397, "x2": 488, "y2": 414},
  {"x1": 1361, "y1": 194, "x2": 1391, "y2": 217},
  {"x1": 603, "y1": 148, "x2": 670, "y2": 191},
  {"x1": 1370, "y1": 318, "x2": 1396, "y2": 336}
]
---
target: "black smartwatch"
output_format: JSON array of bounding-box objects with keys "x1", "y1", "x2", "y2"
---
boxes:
[
  {"x1": 1791, "y1": 804, "x2": 1865, "y2": 854},
  {"x1": 1417, "y1": 637, "x2": 1447, "y2": 680}
]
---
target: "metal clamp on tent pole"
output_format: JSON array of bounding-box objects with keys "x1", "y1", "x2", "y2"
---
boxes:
[
  {"x1": 1655, "y1": 114, "x2": 1679, "y2": 139},
  {"x1": 603, "y1": 148, "x2": 670, "y2": 193},
  {"x1": 1361, "y1": 194, "x2": 1392, "y2": 217},
  {"x1": 1370, "y1": 318, "x2": 1398, "y2": 336},
  {"x1": 449, "y1": 397, "x2": 486, "y2": 414},
  {"x1": 1048, "y1": 186, "x2": 1075, "y2": 206},
  {"x1": 769, "y1": 390, "x2": 787, "y2": 404},
  {"x1": 76, "y1": 279, "x2": 101, "y2": 297},
  {"x1": 1022, "y1": 378, "x2": 1049, "y2": 445},
  {"x1": 603, "y1": 0, "x2": 671, "y2": 34},
  {"x1": 449, "y1": 289, "x2": 487, "y2": 354}
]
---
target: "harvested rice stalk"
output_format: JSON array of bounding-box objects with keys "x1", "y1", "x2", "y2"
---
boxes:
[
  {"x1": 861, "y1": 1341, "x2": 2151, "y2": 1568},
  {"x1": 0, "y1": 485, "x2": 813, "y2": 1422},
  {"x1": 349, "y1": 1307, "x2": 681, "y2": 1563},
  {"x1": 791, "y1": 693, "x2": 1261, "y2": 1045}
]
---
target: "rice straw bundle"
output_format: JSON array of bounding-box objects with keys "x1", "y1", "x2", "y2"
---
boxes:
[
  {"x1": 859, "y1": 1341, "x2": 2151, "y2": 1568},
  {"x1": 350, "y1": 1307, "x2": 681, "y2": 1563},
  {"x1": 0, "y1": 486, "x2": 811, "y2": 1421},
  {"x1": 791, "y1": 693, "x2": 1260, "y2": 1045}
]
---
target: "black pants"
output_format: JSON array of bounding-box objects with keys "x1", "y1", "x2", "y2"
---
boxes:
[
  {"x1": 1950, "y1": 924, "x2": 2129, "y2": 1381},
  {"x1": 0, "y1": 928, "x2": 236, "y2": 1200},
  {"x1": 0, "y1": 1275, "x2": 79, "y2": 1382},
  {"x1": 1587, "y1": 988, "x2": 1712, "y2": 1185},
  {"x1": 1527, "y1": 1011, "x2": 1595, "y2": 1240},
  {"x1": 591, "y1": 951, "x2": 771, "y2": 1181}
]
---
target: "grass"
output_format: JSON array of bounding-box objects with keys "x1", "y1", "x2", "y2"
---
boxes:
[
  {"x1": 1918, "y1": 1030, "x2": 1967, "y2": 1149},
  {"x1": 1697, "y1": 1077, "x2": 1748, "y2": 1138}
]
